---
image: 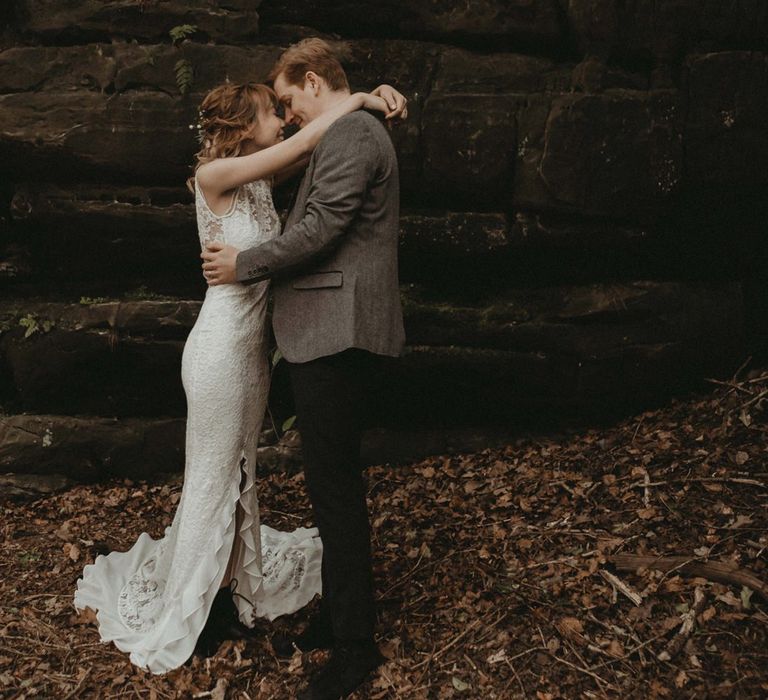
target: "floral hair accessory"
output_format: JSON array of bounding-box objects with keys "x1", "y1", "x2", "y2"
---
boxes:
[{"x1": 188, "y1": 108, "x2": 206, "y2": 144}]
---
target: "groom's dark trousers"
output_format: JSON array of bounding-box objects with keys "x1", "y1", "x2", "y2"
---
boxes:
[
  {"x1": 235, "y1": 110, "x2": 406, "y2": 644},
  {"x1": 286, "y1": 348, "x2": 384, "y2": 642}
]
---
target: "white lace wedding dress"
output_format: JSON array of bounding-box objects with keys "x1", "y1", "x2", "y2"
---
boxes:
[{"x1": 73, "y1": 179, "x2": 322, "y2": 674}]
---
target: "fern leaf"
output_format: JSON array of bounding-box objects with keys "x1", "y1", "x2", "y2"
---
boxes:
[
  {"x1": 174, "y1": 58, "x2": 194, "y2": 95},
  {"x1": 169, "y1": 24, "x2": 198, "y2": 45}
]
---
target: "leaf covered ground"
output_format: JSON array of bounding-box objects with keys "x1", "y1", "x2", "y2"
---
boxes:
[{"x1": 2, "y1": 368, "x2": 768, "y2": 699}]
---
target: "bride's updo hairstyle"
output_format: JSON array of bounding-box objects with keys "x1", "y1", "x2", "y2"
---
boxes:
[{"x1": 187, "y1": 81, "x2": 278, "y2": 189}]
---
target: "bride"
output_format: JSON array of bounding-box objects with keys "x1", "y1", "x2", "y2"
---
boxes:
[{"x1": 73, "y1": 79, "x2": 407, "y2": 674}]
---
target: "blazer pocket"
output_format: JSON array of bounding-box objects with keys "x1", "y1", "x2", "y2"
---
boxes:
[{"x1": 291, "y1": 271, "x2": 343, "y2": 290}]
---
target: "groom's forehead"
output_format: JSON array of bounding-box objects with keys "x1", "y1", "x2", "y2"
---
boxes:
[
  {"x1": 273, "y1": 74, "x2": 289, "y2": 95},
  {"x1": 273, "y1": 74, "x2": 301, "y2": 100}
]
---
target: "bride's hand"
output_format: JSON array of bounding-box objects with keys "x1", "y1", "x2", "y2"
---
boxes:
[
  {"x1": 358, "y1": 92, "x2": 391, "y2": 116},
  {"x1": 370, "y1": 84, "x2": 408, "y2": 122}
]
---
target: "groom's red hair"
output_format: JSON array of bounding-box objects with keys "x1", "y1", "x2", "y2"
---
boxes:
[{"x1": 268, "y1": 38, "x2": 350, "y2": 92}]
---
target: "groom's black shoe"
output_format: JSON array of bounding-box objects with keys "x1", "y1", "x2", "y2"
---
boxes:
[
  {"x1": 296, "y1": 641, "x2": 383, "y2": 700},
  {"x1": 272, "y1": 609, "x2": 334, "y2": 657},
  {"x1": 194, "y1": 586, "x2": 255, "y2": 658}
]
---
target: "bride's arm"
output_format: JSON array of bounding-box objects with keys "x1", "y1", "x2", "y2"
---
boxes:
[
  {"x1": 273, "y1": 154, "x2": 310, "y2": 187},
  {"x1": 270, "y1": 85, "x2": 407, "y2": 186},
  {"x1": 196, "y1": 92, "x2": 388, "y2": 195}
]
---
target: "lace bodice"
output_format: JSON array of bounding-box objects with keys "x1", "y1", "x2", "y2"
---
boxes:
[{"x1": 194, "y1": 178, "x2": 280, "y2": 251}]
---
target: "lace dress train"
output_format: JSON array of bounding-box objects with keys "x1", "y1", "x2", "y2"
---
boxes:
[{"x1": 73, "y1": 179, "x2": 322, "y2": 674}]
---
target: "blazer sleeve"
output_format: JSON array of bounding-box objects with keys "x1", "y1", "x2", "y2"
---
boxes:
[{"x1": 235, "y1": 113, "x2": 378, "y2": 284}]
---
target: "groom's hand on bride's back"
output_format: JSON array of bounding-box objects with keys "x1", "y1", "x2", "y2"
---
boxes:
[
  {"x1": 200, "y1": 242, "x2": 240, "y2": 286},
  {"x1": 370, "y1": 84, "x2": 408, "y2": 125}
]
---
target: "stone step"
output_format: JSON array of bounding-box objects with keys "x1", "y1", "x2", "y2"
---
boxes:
[
  {"x1": 0, "y1": 472, "x2": 75, "y2": 499},
  {"x1": 3, "y1": 182, "x2": 670, "y2": 297},
  {"x1": 0, "y1": 280, "x2": 744, "y2": 421},
  {"x1": 0, "y1": 40, "x2": 436, "y2": 193},
  {"x1": 259, "y1": 0, "x2": 563, "y2": 50},
  {"x1": 11, "y1": 0, "x2": 562, "y2": 50},
  {"x1": 258, "y1": 1, "x2": 768, "y2": 55},
  {"x1": 2, "y1": 43, "x2": 764, "y2": 211},
  {"x1": 5, "y1": 183, "x2": 203, "y2": 297},
  {"x1": 0, "y1": 413, "x2": 525, "y2": 482},
  {"x1": 11, "y1": 1, "x2": 767, "y2": 56},
  {"x1": 12, "y1": 0, "x2": 262, "y2": 44},
  {"x1": 0, "y1": 414, "x2": 185, "y2": 481}
]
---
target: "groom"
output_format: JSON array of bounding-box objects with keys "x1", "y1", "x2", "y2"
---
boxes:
[{"x1": 201, "y1": 38, "x2": 406, "y2": 699}]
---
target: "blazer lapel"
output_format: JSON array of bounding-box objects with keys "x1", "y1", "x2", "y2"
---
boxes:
[{"x1": 283, "y1": 159, "x2": 315, "y2": 233}]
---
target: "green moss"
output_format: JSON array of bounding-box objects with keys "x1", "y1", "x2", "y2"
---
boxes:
[
  {"x1": 18, "y1": 549, "x2": 42, "y2": 565},
  {"x1": 400, "y1": 290, "x2": 531, "y2": 326},
  {"x1": 125, "y1": 286, "x2": 177, "y2": 301}
]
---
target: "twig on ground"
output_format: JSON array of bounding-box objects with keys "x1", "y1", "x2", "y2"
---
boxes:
[
  {"x1": 657, "y1": 586, "x2": 708, "y2": 661},
  {"x1": 413, "y1": 621, "x2": 480, "y2": 671},
  {"x1": 547, "y1": 651, "x2": 618, "y2": 692},
  {"x1": 463, "y1": 652, "x2": 490, "y2": 683},
  {"x1": 599, "y1": 569, "x2": 643, "y2": 606},
  {"x1": 61, "y1": 665, "x2": 92, "y2": 700},
  {"x1": 706, "y1": 357, "x2": 753, "y2": 393},
  {"x1": 378, "y1": 551, "x2": 457, "y2": 598},
  {"x1": 413, "y1": 611, "x2": 506, "y2": 670},
  {"x1": 632, "y1": 477, "x2": 768, "y2": 489},
  {"x1": 524, "y1": 549, "x2": 598, "y2": 570},
  {"x1": 588, "y1": 630, "x2": 672, "y2": 672},
  {"x1": 706, "y1": 379, "x2": 752, "y2": 396},
  {"x1": 643, "y1": 470, "x2": 651, "y2": 508},
  {"x1": 740, "y1": 389, "x2": 768, "y2": 411},
  {"x1": 504, "y1": 655, "x2": 528, "y2": 697}
]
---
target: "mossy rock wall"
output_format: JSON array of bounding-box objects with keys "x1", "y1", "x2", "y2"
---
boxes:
[{"x1": 1, "y1": 0, "x2": 766, "y2": 476}]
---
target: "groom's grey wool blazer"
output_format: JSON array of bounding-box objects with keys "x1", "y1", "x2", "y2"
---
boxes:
[{"x1": 235, "y1": 110, "x2": 406, "y2": 363}]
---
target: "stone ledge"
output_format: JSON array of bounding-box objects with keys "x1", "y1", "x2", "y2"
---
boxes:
[
  {"x1": 0, "y1": 414, "x2": 526, "y2": 481},
  {"x1": 0, "y1": 280, "x2": 742, "y2": 352},
  {"x1": 11, "y1": 1, "x2": 766, "y2": 58},
  {"x1": 2, "y1": 45, "x2": 764, "y2": 211},
  {"x1": 0, "y1": 414, "x2": 186, "y2": 480},
  {"x1": 0, "y1": 472, "x2": 74, "y2": 499},
  {"x1": 13, "y1": 0, "x2": 261, "y2": 44},
  {"x1": 5, "y1": 183, "x2": 674, "y2": 296},
  {"x1": 0, "y1": 280, "x2": 744, "y2": 419}
]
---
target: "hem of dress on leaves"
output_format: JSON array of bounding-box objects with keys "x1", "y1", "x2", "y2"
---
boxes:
[{"x1": 72, "y1": 447, "x2": 264, "y2": 675}]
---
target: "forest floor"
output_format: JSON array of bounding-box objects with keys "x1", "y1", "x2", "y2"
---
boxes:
[{"x1": 2, "y1": 366, "x2": 768, "y2": 699}]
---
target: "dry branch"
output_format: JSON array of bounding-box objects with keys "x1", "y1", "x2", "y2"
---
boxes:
[{"x1": 608, "y1": 554, "x2": 768, "y2": 598}]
